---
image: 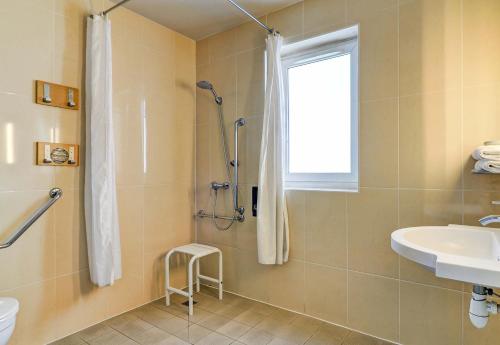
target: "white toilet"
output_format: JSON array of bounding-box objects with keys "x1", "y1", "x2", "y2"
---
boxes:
[{"x1": 0, "y1": 298, "x2": 19, "y2": 345}]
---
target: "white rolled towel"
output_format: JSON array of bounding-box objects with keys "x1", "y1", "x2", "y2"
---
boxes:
[
  {"x1": 474, "y1": 159, "x2": 500, "y2": 173},
  {"x1": 472, "y1": 145, "x2": 500, "y2": 160}
]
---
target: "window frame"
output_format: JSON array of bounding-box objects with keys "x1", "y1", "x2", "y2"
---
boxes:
[{"x1": 282, "y1": 38, "x2": 359, "y2": 192}]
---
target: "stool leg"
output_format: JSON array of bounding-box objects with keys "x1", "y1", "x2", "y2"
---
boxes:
[
  {"x1": 218, "y1": 251, "x2": 223, "y2": 300},
  {"x1": 188, "y1": 256, "x2": 196, "y2": 316},
  {"x1": 165, "y1": 251, "x2": 173, "y2": 306},
  {"x1": 196, "y1": 258, "x2": 200, "y2": 293}
]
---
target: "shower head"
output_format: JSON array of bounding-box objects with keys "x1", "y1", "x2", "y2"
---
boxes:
[
  {"x1": 196, "y1": 80, "x2": 213, "y2": 90},
  {"x1": 197, "y1": 80, "x2": 223, "y2": 105}
]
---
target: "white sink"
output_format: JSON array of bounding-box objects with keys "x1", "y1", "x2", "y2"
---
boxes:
[{"x1": 391, "y1": 225, "x2": 500, "y2": 288}]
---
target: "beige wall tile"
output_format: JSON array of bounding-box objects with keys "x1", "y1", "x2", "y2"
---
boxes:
[
  {"x1": 235, "y1": 18, "x2": 268, "y2": 53},
  {"x1": 399, "y1": 0, "x2": 461, "y2": 96},
  {"x1": 0, "y1": 191, "x2": 55, "y2": 291},
  {"x1": 356, "y1": 7, "x2": 398, "y2": 102},
  {"x1": 237, "y1": 47, "x2": 266, "y2": 118},
  {"x1": 0, "y1": 94, "x2": 54, "y2": 191},
  {"x1": 269, "y1": 259, "x2": 305, "y2": 312},
  {"x1": 197, "y1": 38, "x2": 210, "y2": 66},
  {"x1": 208, "y1": 28, "x2": 237, "y2": 61},
  {"x1": 463, "y1": 84, "x2": 500, "y2": 191},
  {"x1": 305, "y1": 263, "x2": 347, "y2": 324},
  {"x1": 346, "y1": 0, "x2": 397, "y2": 22},
  {"x1": 463, "y1": 0, "x2": 500, "y2": 87},
  {"x1": 348, "y1": 272, "x2": 398, "y2": 341},
  {"x1": 464, "y1": 191, "x2": 500, "y2": 228},
  {"x1": 267, "y1": 2, "x2": 304, "y2": 41},
  {"x1": 303, "y1": 0, "x2": 346, "y2": 36},
  {"x1": 7, "y1": 279, "x2": 57, "y2": 345},
  {"x1": 55, "y1": 271, "x2": 110, "y2": 340},
  {"x1": 54, "y1": 189, "x2": 87, "y2": 276},
  {"x1": 400, "y1": 282, "x2": 462, "y2": 345},
  {"x1": 236, "y1": 249, "x2": 272, "y2": 302},
  {"x1": 286, "y1": 191, "x2": 306, "y2": 260},
  {"x1": 399, "y1": 90, "x2": 462, "y2": 189},
  {"x1": 347, "y1": 188, "x2": 398, "y2": 278},
  {"x1": 305, "y1": 191, "x2": 347, "y2": 268},
  {"x1": 359, "y1": 100, "x2": 398, "y2": 188}
]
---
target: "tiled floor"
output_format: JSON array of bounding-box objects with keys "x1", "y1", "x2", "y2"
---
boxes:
[{"x1": 50, "y1": 287, "x2": 393, "y2": 345}]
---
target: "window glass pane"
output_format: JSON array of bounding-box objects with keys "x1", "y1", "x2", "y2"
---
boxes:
[{"x1": 288, "y1": 53, "x2": 351, "y2": 174}]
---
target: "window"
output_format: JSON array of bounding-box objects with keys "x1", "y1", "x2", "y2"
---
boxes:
[{"x1": 282, "y1": 30, "x2": 358, "y2": 191}]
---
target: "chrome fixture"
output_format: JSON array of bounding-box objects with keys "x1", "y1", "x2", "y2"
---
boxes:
[
  {"x1": 226, "y1": 0, "x2": 276, "y2": 34},
  {"x1": 196, "y1": 81, "x2": 223, "y2": 105},
  {"x1": 0, "y1": 188, "x2": 63, "y2": 249},
  {"x1": 479, "y1": 201, "x2": 500, "y2": 226},
  {"x1": 233, "y1": 118, "x2": 246, "y2": 217},
  {"x1": 196, "y1": 81, "x2": 246, "y2": 229},
  {"x1": 102, "y1": 0, "x2": 132, "y2": 15},
  {"x1": 479, "y1": 215, "x2": 500, "y2": 226}
]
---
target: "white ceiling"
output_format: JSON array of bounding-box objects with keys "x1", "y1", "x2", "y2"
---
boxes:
[{"x1": 110, "y1": 0, "x2": 301, "y2": 40}]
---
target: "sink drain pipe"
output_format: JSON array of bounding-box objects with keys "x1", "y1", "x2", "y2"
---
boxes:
[{"x1": 470, "y1": 285, "x2": 500, "y2": 328}]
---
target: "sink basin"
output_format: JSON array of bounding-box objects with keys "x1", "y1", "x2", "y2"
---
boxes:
[{"x1": 391, "y1": 225, "x2": 500, "y2": 288}]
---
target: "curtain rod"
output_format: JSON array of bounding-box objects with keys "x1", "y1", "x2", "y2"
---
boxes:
[
  {"x1": 102, "y1": 0, "x2": 132, "y2": 15},
  {"x1": 226, "y1": 0, "x2": 276, "y2": 34}
]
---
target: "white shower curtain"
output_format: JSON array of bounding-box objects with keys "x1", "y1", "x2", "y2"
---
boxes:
[
  {"x1": 257, "y1": 33, "x2": 289, "y2": 265},
  {"x1": 84, "y1": 15, "x2": 122, "y2": 287}
]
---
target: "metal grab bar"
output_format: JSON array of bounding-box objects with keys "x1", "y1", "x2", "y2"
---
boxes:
[
  {"x1": 196, "y1": 210, "x2": 244, "y2": 222},
  {"x1": 0, "y1": 188, "x2": 63, "y2": 249}
]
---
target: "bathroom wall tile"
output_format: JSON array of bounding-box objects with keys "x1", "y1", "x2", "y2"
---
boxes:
[
  {"x1": 400, "y1": 282, "x2": 462, "y2": 345},
  {"x1": 347, "y1": 188, "x2": 399, "y2": 278},
  {"x1": 117, "y1": 186, "x2": 144, "y2": 278},
  {"x1": 0, "y1": 191, "x2": 55, "y2": 291},
  {"x1": 242, "y1": 116, "x2": 262, "y2": 186},
  {"x1": 267, "y1": 2, "x2": 304, "y2": 41},
  {"x1": 0, "y1": 94, "x2": 54, "y2": 191},
  {"x1": 197, "y1": 38, "x2": 210, "y2": 66},
  {"x1": 54, "y1": 14, "x2": 84, "y2": 64},
  {"x1": 399, "y1": 0, "x2": 461, "y2": 96},
  {"x1": 141, "y1": 19, "x2": 174, "y2": 57},
  {"x1": 236, "y1": 249, "x2": 272, "y2": 302},
  {"x1": 463, "y1": 0, "x2": 500, "y2": 87},
  {"x1": 108, "y1": 5, "x2": 144, "y2": 44},
  {"x1": 269, "y1": 259, "x2": 305, "y2": 312},
  {"x1": 54, "y1": 189, "x2": 87, "y2": 276},
  {"x1": 305, "y1": 191, "x2": 347, "y2": 268},
  {"x1": 463, "y1": 191, "x2": 500, "y2": 228},
  {"x1": 303, "y1": 0, "x2": 346, "y2": 36},
  {"x1": 399, "y1": 189, "x2": 462, "y2": 228},
  {"x1": 235, "y1": 18, "x2": 268, "y2": 53},
  {"x1": 208, "y1": 28, "x2": 237, "y2": 62},
  {"x1": 359, "y1": 100, "x2": 398, "y2": 188},
  {"x1": 286, "y1": 190, "x2": 306, "y2": 260},
  {"x1": 0, "y1": 7, "x2": 53, "y2": 96},
  {"x1": 55, "y1": 270, "x2": 111, "y2": 339},
  {"x1": 54, "y1": 0, "x2": 90, "y2": 20},
  {"x1": 355, "y1": 7, "x2": 398, "y2": 102},
  {"x1": 305, "y1": 263, "x2": 347, "y2": 324},
  {"x1": 348, "y1": 272, "x2": 399, "y2": 342},
  {"x1": 463, "y1": 84, "x2": 500, "y2": 191},
  {"x1": 346, "y1": 0, "x2": 397, "y2": 22},
  {"x1": 399, "y1": 90, "x2": 462, "y2": 190},
  {"x1": 106, "y1": 274, "x2": 145, "y2": 317},
  {"x1": 7, "y1": 279, "x2": 57, "y2": 345},
  {"x1": 237, "y1": 47, "x2": 266, "y2": 118}
]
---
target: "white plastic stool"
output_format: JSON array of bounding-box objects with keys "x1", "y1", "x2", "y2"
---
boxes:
[{"x1": 164, "y1": 243, "x2": 223, "y2": 315}]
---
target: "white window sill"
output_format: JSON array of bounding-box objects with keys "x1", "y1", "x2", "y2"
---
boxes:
[{"x1": 284, "y1": 181, "x2": 359, "y2": 193}]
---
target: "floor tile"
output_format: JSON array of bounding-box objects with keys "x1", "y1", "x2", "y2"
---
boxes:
[
  {"x1": 233, "y1": 309, "x2": 268, "y2": 327},
  {"x1": 342, "y1": 331, "x2": 393, "y2": 345},
  {"x1": 216, "y1": 320, "x2": 252, "y2": 339},
  {"x1": 129, "y1": 327, "x2": 178, "y2": 345},
  {"x1": 198, "y1": 313, "x2": 232, "y2": 331},
  {"x1": 86, "y1": 329, "x2": 138, "y2": 345},
  {"x1": 195, "y1": 332, "x2": 233, "y2": 345},
  {"x1": 50, "y1": 334, "x2": 86, "y2": 345},
  {"x1": 238, "y1": 328, "x2": 274, "y2": 345},
  {"x1": 78, "y1": 324, "x2": 115, "y2": 342},
  {"x1": 174, "y1": 324, "x2": 213, "y2": 344}
]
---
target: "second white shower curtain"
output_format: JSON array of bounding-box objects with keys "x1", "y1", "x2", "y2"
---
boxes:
[
  {"x1": 257, "y1": 33, "x2": 289, "y2": 265},
  {"x1": 85, "y1": 15, "x2": 122, "y2": 287}
]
